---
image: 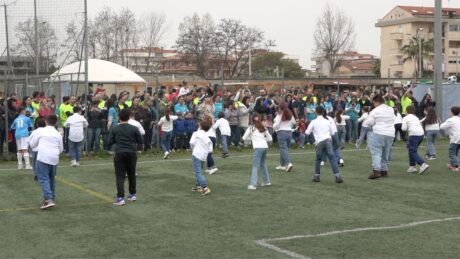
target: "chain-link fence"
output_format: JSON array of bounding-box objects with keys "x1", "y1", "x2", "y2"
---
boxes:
[{"x1": 0, "y1": 0, "x2": 85, "y2": 99}]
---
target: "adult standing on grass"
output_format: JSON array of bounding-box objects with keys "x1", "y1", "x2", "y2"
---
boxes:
[
  {"x1": 402, "y1": 106, "x2": 429, "y2": 174},
  {"x1": 108, "y1": 109, "x2": 144, "y2": 206},
  {"x1": 440, "y1": 106, "x2": 460, "y2": 171},
  {"x1": 28, "y1": 115, "x2": 63, "y2": 209},
  {"x1": 363, "y1": 94, "x2": 395, "y2": 179},
  {"x1": 273, "y1": 102, "x2": 296, "y2": 172},
  {"x1": 243, "y1": 114, "x2": 273, "y2": 190},
  {"x1": 305, "y1": 106, "x2": 344, "y2": 183}
]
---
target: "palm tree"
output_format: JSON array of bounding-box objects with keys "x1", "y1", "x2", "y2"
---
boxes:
[{"x1": 400, "y1": 38, "x2": 434, "y2": 78}]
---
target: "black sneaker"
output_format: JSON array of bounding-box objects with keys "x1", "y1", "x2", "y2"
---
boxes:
[
  {"x1": 222, "y1": 153, "x2": 229, "y2": 158},
  {"x1": 335, "y1": 175, "x2": 344, "y2": 183},
  {"x1": 312, "y1": 175, "x2": 320, "y2": 182}
]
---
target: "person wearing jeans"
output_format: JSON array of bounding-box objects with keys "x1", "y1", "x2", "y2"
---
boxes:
[
  {"x1": 87, "y1": 128, "x2": 102, "y2": 152},
  {"x1": 420, "y1": 107, "x2": 440, "y2": 160},
  {"x1": 158, "y1": 109, "x2": 178, "y2": 159},
  {"x1": 213, "y1": 112, "x2": 231, "y2": 158},
  {"x1": 440, "y1": 106, "x2": 460, "y2": 171},
  {"x1": 190, "y1": 119, "x2": 213, "y2": 195},
  {"x1": 28, "y1": 115, "x2": 63, "y2": 209},
  {"x1": 273, "y1": 102, "x2": 296, "y2": 172},
  {"x1": 364, "y1": 95, "x2": 396, "y2": 179},
  {"x1": 64, "y1": 106, "x2": 88, "y2": 167},
  {"x1": 402, "y1": 106, "x2": 429, "y2": 174},
  {"x1": 87, "y1": 102, "x2": 104, "y2": 153}
]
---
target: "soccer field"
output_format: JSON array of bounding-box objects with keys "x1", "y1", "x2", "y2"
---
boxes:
[{"x1": 1, "y1": 141, "x2": 460, "y2": 258}]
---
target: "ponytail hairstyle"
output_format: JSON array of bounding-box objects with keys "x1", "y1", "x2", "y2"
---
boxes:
[
  {"x1": 252, "y1": 114, "x2": 267, "y2": 133},
  {"x1": 316, "y1": 105, "x2": 327, "y2": 120},
  {"x1": 335, "y1": 109, "x2": 343, "y2": 124},
  {"x1": 279, "y1": 102, "x2": 293, "y2": 121},
  {"x1": 164, "y1": 108, "x2": 171, "y2": 121}
]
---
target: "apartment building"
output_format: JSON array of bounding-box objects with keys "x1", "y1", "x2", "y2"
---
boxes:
[
  {"x1": 311, "y1": 51, "x2": 376, "y2": 78},
  {"x1": 376, "y1": 5, "x2": 460, "y2": 78}
]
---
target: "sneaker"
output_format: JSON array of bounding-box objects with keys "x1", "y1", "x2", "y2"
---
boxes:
[
  {"x1": 320, "y1": 161, "x2": 325, "y2": 166},
  {"x1": 201, "y1": 187, "x2": 211, "y2": 196},
  {"x1": 40, "y1": 199, "x2": 55, "y2": 209},
  {"x1": 312, "y1": 175, "x2": 320, "y2": 182},
  {"x1": 33, "y1": 175, "x2": 38, "y2": 181},
  {"x1": 453, "y1": 167, "x2": 460, "y2": 172},
  {"x1": 18, "y1": 164, "x2": 23, "y2": 170},
  {"x1": 222, "y1": 153, "x2": 229, "y2": 158},
  {"x1": 339, "y1": 159, "x2": 345, "y2": 167},
  {"x1": 335, "y1": 175, "x2": 344, "y2": 183},
  {"x1": 127, "y1": 194, "x2": 137, "y2": 201},
  {"x1": 163, "y1": 152, "x2": 170, "y2": 159},
  {"x1": 191, "y1": 186, "x2": 203, "y2": 192},
  {"x1": 208, "y1": 167, "x2": 218, "y2": 175},
  {"x1": 275, "y1": 165, "x2": 286, "y2": 171},
  {"x1": 428, "y1": 156, "x2": 437, "y2": 161},
  {"x1": 419, "y1": 163, "x2": 430, "y2": 175},
  {"x1": 447, "y1": 164, "x2": 457, "y2": 170},
  {"x1": 25, "y1": 165, "x2": 33, "y2": 170},
  {"x1": 204, "y1": 169, "x2": 210, "y2": 174},
  {"x1": 75, "y1": 162, "x2": 80, "y2": 167},
  {"x1": 70, "y1": 160, "x2": 77, "y2": 167},
  {"x1": 285, "y1": 163, "x2": 293, "y2": 172},
  {"x1": 355, "y1": 143, "x2": 360, "y2": 149},
  {"x1": 247, "y1": 185, "x2": 257, "y2": 190},
  {"x1": 261, "y1": 182, "x2": 271, "y2": 187},
  {"x1": 113, "y1": 197, "x2": 126, "y2": 206},
  {"x1": 407, "y1": 166, "x2": 418, "y2": 173}
]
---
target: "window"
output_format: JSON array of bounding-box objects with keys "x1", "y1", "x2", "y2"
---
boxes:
[{"x1": 449, "y1": 24, "x2": 460, "y2": 32}]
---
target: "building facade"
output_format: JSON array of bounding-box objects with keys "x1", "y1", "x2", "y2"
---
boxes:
[
  {"x1": 311, "y1": 51, "x2": 376, "y2": 78},
  {"x1": 376, "y1": 5, "x2": 460, "y2": 79}
]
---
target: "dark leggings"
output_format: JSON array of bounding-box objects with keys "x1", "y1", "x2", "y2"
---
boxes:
[{"x1": 394, "y1": 123, "x2": 406, "y2": 142}]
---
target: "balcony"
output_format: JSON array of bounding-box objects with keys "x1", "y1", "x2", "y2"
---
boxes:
[{"x1": 390, "y1": 32, "x2": 404, "y2": 40}]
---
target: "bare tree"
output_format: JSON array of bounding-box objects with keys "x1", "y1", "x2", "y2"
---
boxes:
[
  {"x1": 93, "y1": 7, "x2": 116, "y2": 61},
  {"x1": 114, "y1": 7, "x2": 137, "y2": 66},
  {"x1": 176, "y1": 13, "x2": 216, "y2": 78},
  {"x1": 229, "y1": 26, "x2": 264, "y2": 77},
  {"x1": 313, "y1": 4, "x2": 355, "y2": 76},
  {"x1": 14, "y1": 18, "x2": 58, "y2": 72},
  {"x1": 64, "y1": 20, "x2": 84, "y2": 62},
  {"x1": 138, "y1": 12, "x2": 167, "y2": 72}
]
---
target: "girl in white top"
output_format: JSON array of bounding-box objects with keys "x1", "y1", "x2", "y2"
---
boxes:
[
  {"x1": 420, "y1": 107, "x2": 440, "y2": 160},
  {"x1": 158, "y1": 108, "x2": 178, "y2": 159},
  {"x1": 64, "y1": 106, "x2": 88, "y2": 166},
  {"x1": 242, "y1": 114, "x2": 273, "y2": 190},
  {"x1": 402, "y1": 106, "x2": 429, "y2": 174},
  {"x1": 273, "y1": 102, "x2": 296, "y2": 172},
  {"x1": 355, "y1": 106, "x2": 371, "y2": 149},
  {"x1": 334, "y1": 109, "x2": 350, "y2": 149},
  {"x1": 305, "y1": 106, "x2": 343, "y2": 183}
]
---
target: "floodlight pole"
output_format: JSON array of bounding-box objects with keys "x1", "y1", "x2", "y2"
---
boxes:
[
  {"x1": 3, "y1": 3, "x2": 12, "y2": 151},
  {"x1": 34, "y1": 0, "x2": 40, "y2": 90},
  {"x1": 434, "y1": 0, "x2": 443, "y2": 120},
  {"x1": 84, "y1": 0, "x2": 89, "y2": 152}
]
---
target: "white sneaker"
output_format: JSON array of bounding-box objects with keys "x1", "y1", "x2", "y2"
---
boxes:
[
  {"x1": 407, "y1": 166, "x2": 418, "y2": 173},
  {"x1": 419, "y1": 163, "x2": 430, "y2": 175},
  {"x1": 70, "y1": 160, "x2": 77, "y2": 167},
  {"x1": 163, "y1": 151, "x2": 170, "y2": 159},
  {"x1": 25, "y1": 165, "x2": 33, "y2": 170},
  {"x1": 286, "y1": 163, "x2": 293, "y2": 172},
  {"x1": 204, "y1": 169, "x2": 210, "y2": 174},
  {"x1": 339, "y1": 159, "x2": 345, "y2": 167},
  {"x1": 261, "y1": 182, "x2": 271, "y2": 187},
  {"x1": 17, "y1": 164, "x2": 23, "y2": 170},
  {"x1": 208, "y1": 167, "x2": 218, "y2": 175},
  {"x1": 247, "y1": 185, "x2": 257, "y2": 190},
  {"x1": 275, "y1": 165, "x2": 286, "y2": 170},
  {"x1": 76, "y1": 162, "x2": 80, "y2": 167},
  {"x1": 320, "y1": 161, "x2": 325, "y2": 166}
]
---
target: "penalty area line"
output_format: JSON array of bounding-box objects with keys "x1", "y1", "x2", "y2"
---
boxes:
[{"x1": 254, "y1": 215, "x2": 460, "y2": 259}]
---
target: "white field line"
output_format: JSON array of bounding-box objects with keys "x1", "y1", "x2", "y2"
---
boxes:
[
  {"x1": 0, "y1": 147, "x2": 380, "y2": 173},
  {"x1": 254, "y1": 215, "x2": 460, "y2": 259}
]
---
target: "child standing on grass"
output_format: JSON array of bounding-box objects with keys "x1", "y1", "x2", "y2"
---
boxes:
[
  {"x1": 296, "y1": 117, "x2": 307, "y2": 149},
  {"x1": 158, "y1": 108, "x2": 178, "y2": 159},
  {"x1": 213, "y1": 112, "x2": 231, "y2": 158},
  {"x1": 11, "y1": 107, "x2": 34, "y2": 170},
  {"x1": 305, "y1": 106, "x2": 344, "y2": 183},
  {"x1": 28, "y1": 115, "x2": 63, "y2": 209},
  {"x1": 440, "y1": 106, "x2": 460, "y2": 171},
  {"x1": 243, "y1": 114, "x2": 272, "y2": 190},
  {"x1": 64, "y1": 106, "x2": 88, "y2": 167},
  {"x1": 108, "y1": 109, "x2": 144, "y2": 206},
  {"x1": 190, "y1": 118, "x2": 213, "y2": 196},
  {"x1": 355, "y1": 106, "x2": 371, "y2": 149},
  {"x1": 420, "y1": 107, "x2": 440, "y2": 160},
  {"x1": 203, "y1": 115, "x2": 218, "y2": 175},
  {"x1": 402, "y1": 106, "x2": 429, "y2": 174}
]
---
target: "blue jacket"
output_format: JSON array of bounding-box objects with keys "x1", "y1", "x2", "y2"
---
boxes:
[
  {"x1": 184, "y1": 119, "x2": 197, "y2": 134},
  {"x1": 174, "y1": 119, "x2": 187, "y2": 135}
]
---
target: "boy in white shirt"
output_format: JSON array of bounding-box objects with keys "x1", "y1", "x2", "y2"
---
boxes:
[
  {"x1": 64, "y1": 106, "x2": 88, "y2": 167},
  {"x1": 440, "y1": 106, "x2": 460, "y2": 171},
  {"x1": 190, "y1": 119, "x2": 213, "y2": 196},
  {"x1": 28, "y1": 115, "x2": 63, "y2": 209},
  {"x1": 402, "y1": 106, "x2": 429, "y2": 174},
  {"x1": 213, "y1": 112, "x2": 231, "y2": 158}
]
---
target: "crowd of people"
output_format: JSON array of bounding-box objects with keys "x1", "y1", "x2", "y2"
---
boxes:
[{"x1": 1, "y1": 81, "x2": 460, "y2": 208}]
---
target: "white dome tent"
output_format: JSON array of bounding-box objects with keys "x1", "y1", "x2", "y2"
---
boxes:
[{"x1": 45, "y1": 59, "x2": 146, "y2": 100}]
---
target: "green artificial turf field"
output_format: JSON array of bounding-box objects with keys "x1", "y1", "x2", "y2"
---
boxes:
[{"x1": 0, "y1": 141, "x2": 459, "y2": 258}]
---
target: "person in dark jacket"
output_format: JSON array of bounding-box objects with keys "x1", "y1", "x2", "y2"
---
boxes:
[
  {"x1": 87, "y1": 101, "x2": 105, "y2": 152},
  {"x1": 184, "y1": 111, "x2": 197, "y2": 150},
  {"x1": 174, "y1": 118, "x2": 187, "y2": 150}
]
